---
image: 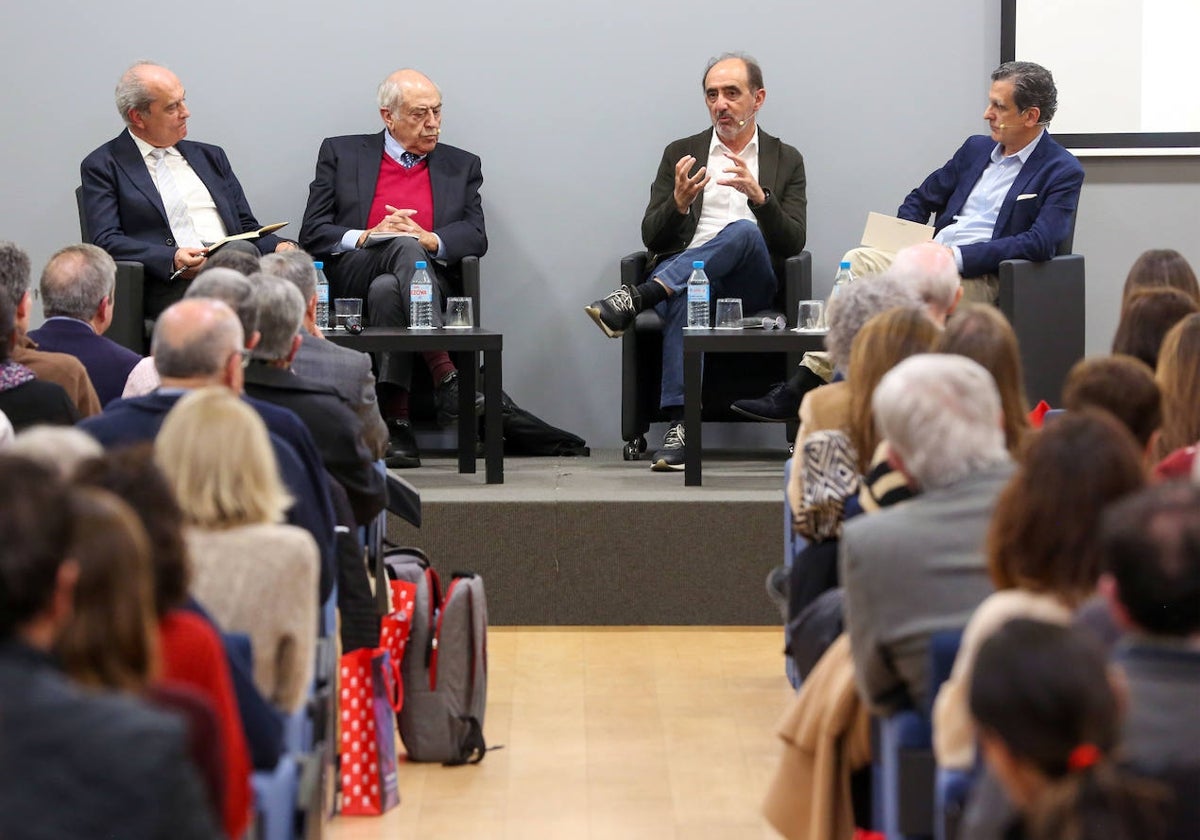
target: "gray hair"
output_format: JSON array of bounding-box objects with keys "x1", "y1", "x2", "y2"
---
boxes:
[
  {"x1": 260, "y1": 249, "x2": 318, "y2": 302},
  {"x1": 151, "y1": 299, "x2": 244, "y2": 379},
  {"x1": 200, "y1": 244, "x2": 260, "y2": 277},
  {"x1": 377, "y1": 69, "x2": 441, "y2": 114},
  {"x1": 185, "y1": 268, "x2": 258, "y2": 340},
  {"x1": 703, "y1": 52, "x2": 764, "y2": 91},
  {"x1": 885, "y1": 243, "x2": 961, "y2": 322},
  {"x1": 6, "y1": 426, "x2": 103, "y2": 480},
  {"x1": 249, "y1": 273, "x2": 305, "y2": 362},
  {"x1": 39, "y1": 244, "x2": 116, "y2": 321},
  {"x1": 825, "y1": 274, "x2": 923, "y2": 373},
  {"x1": 0, "y1": 241, "x2": 32, "y2": 308},
  {"x1": 873, "y1": 354, "x2": 1009, "y2": 490},
  {"x1": 115, "y1": 60, "x2": 164, "y2": 126},
  {"x1": 992, "y1": 61, "x2": 1058, "y2": 125}
]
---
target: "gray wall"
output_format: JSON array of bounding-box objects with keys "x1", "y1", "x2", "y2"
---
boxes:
[{"x1": 3, "y1": 0, "x2": 1197, "y2": 446}]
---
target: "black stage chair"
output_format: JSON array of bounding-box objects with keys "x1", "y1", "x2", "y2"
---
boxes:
[{"x1": 75, "y1": 186, "x2": 147, "y2": 355}]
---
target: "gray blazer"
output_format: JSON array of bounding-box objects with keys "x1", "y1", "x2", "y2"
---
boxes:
[
  {"x1": 292, "y1": 333, "x2": 389, "y2": 459},
  {"x1": 840, "y1": 461, "x2": 1014, "y2": 715}
]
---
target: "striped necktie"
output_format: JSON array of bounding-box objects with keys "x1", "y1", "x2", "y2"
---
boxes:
[{"x1": 150, "y1": 148, "x2": 203, "y2": 248}]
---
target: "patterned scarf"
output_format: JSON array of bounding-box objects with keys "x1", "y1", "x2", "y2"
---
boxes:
[{"x1": 0, "y1": 361, "x2": 36, "y2": 393}]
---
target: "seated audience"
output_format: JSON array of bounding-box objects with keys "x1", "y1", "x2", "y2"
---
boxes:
[
  {"x1": 1062, "y1": 354, "x2": 1162, "y2": 467},
  {"x1": 201, "y1": 242, "x2": 261, "y2": 277},
  {"x1": 1122, "y1": 248, "x2": 1199, "y2": 306},
  {"x1": 1112, "y1": 287, "x2": 1197, "y2": 371},
  {"x1": 969, "y1": 619, "x2": 1169, "y2": 840},
  {"x1": 28, "y1": 244, "x2": 142, "y2": 405},
  {"x1": 156, "y1": 387, "x2": 318, "y2": 712},
  {"x1": 1153, "y1": 313, "x2": 1200, "y2": 468},
  {"x1": 1099, "y1": 480, "x2": 1200, "y2": 840},
  {"x1": 5, "y1": 425, "x2": 102, "y2": 478},
  {"x1": 0, "y1": 455, "x2": 219, "y2": 839},
  {"x1": 0, "y1": 288, "x2": 78, "y2": 430},
  {"x1": 933, "y1": 409, "x2": 1145, "y2": 769},
  {"x1": 0, "y1": 241, "x2": 101, "y2": 417},
  {"x1": 75, "y1": 446, "x2": 283, "y2": 772},
  {"x1": 842, "y1": 354, "x2": 1012, "y2": 714},
  {"x1": 934, "y1": 302, "x2": 1030, "y2": 452},
  {"x1": 54, "y1": 486, "x2": 238, "y2": 837}
]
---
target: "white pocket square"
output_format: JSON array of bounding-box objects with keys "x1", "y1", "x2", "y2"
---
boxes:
[{"x1": 1016, "y1": 193, "x2": 1037, "y2": 200}]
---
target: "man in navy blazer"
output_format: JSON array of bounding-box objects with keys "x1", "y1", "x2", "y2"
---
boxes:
[
  {"x1": 27, "y1": 244, "x2": 142, "y2": 406},
  {"x1": 80, "y1": 61, "x2": 293, "y2": 321},
  {"x1": 851, "y1": 61, "x2": 1083, "y2": 303},
  {"x1": 300, "y1": 68, "x2": 487, "y2": 467}
]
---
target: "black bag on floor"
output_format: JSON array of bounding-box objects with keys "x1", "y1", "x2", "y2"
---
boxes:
[{"x1": 481, "y1": 390, "x2": 590, "y2": 457}]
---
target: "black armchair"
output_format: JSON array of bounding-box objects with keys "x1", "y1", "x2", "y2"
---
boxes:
[
  {"x1": 75, "y1": 186, "x2": 147, "y2": 355},
  {"x1": 619, "y1": 251, "x2": 812, "y2": 460},
  {"x1": 997, "y1": 217, "x2": 1084, "y2": 407}
]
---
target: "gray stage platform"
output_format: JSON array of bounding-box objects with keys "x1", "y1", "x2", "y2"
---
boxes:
[{"x1": 384, "y1": 447, "x2": 789, "y2": 626}]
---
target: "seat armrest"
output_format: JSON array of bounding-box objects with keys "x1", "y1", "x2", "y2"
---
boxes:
[
  {"x1": 998, "y1": 254, "x2": 1085, "y2": 406},
  {"x1": 460, "y1": 256, "x2": 481, "y2": 326},
  {"x1": 620, "y1": 251, "x2": 648, "y2": 287},
  {"x1": 110, "y1": 261, "x2": 146, "y2": 355},
  {"x1": 783, "y1": 252, "x2": 813, "y2": 327}
]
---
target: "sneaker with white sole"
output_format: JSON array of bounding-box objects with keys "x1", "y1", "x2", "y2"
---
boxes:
[
  {"x1": 650, "y1": 422, "x2": 686, "y2": 471},
  {"x1": 584, "y1": 285, "x2": 639, "y2": 338}
]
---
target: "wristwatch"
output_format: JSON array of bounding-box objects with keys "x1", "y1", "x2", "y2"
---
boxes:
[{"x1": 751, "y1": 188, "x2": 771, "y2": 208}]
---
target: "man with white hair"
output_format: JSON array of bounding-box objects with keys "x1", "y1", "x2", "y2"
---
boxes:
[
  {"x1": 883, "y1": 241, "x2": 963, "y2": 326},
  {"x1": 840, "y1": 353, "x2": 1013, "y2": 714},
  {"x1": 28, "y1": 244, "x2": 143, "y2": 405}
]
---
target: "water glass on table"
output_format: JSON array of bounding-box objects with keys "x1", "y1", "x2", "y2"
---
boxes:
[
  {"x1": 333, "y1": 298, "x2": 363, "y2": 332},
  {"x1": 715, "y1": 298, "x2": 744, "y2": 329},
  {"x1": 444, "y1": 297, "x2": 474, "y2": 328},
  {"x1": 795, "y1": 300, "x2": 825, "y2": 331}
]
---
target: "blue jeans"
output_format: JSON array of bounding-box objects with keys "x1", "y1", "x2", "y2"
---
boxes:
[{"x1": 652, "y1": 219, "x2": 777, "y2": 408}]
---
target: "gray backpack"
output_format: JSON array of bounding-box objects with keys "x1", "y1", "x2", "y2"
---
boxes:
[{"x1": 383, "y1": 547, "x2": 489, "y2": 765}]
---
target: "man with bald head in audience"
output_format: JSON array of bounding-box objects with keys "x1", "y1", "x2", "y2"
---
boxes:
[
  {"x1": 300, "y1": 67, "x2": 486, "y2": 468},
  {"x1": 29, "y1": 244, "x2": 143, "y2": 406},
  {"x1": 78, "y1": 297, "x2": 336, "y2": 602}
]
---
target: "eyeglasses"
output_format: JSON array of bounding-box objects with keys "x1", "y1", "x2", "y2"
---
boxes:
[{"x1": 229, "y1": 348, "x2": 251, "y2": 369}]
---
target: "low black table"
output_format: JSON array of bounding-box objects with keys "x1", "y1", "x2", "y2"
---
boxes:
[
  {"x1": 682, "y1": 328, "x2": 827, "y2": 486},
  {"x1": 324, "y1": 327, "x2": 504, "y2": 484}
]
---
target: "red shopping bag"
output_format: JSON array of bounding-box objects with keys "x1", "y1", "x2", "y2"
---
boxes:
[
  {"x1": 338, "y1": 648, "x2": 401, "y2": 816},
  {"x1": 378, "y1": 580, "x2": 417, "y2": 712}
]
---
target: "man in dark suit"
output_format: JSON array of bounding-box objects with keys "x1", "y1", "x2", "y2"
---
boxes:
[
  {"x1": 584, "y1": 52, "x2": 807, "y2": 470},
  {"x1": 300, "y1": 68, "x2": 487, "y2": 466},
  {"x1": 27, "y1": 243, "x2": 142, "y2": 406},
  {"x1": 0, "y1": 456, "x2": 220, "y2": 839},
  {"x1": 80, "y1": 61, "x2": 293, "y2": 321},
  {"x1": 841, "y1": 354, "x2": 1013, "y2": 715}
]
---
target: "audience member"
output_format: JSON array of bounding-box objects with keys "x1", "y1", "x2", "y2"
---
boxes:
[
  {"x1": 260, "y1": 249, "x2": 390, "y2": 463},
  {"x1": 199, "y1": 242, "x2": 261, "y2": 277},
  {"x1": 842, "y1": 354, "x2": 1012, "y2": 714},
  {"x1": 1111, "y1": 287, "x2": 1197, "y2": 371},
  {"x1": 54, "y1": 486, "x2": 239, "y2": 837},
  {"x1": 935, "y1": 303, "x2": 1030, "y2": 452},
  {"x1": 0, "y1": 241, "x2": 100, "y2": 417},
  {"x1": 78, "y1": 297, "x2": 337, "y2": 602},
  {"x1": 933, "y1": 409, "x2": 1145, "y2": 769},
  {"x1": 585, "y1": 52, "x2": 806, "y2": 469},
  {"x1": 1153, "y1": 313, "x2": 1200, "y2": 464},
  {"x1": 299, "y1": 67, "x2": 486, "y2": 467},
  {"x1": 6, "y1": 425, "x2": 102, "y2": 478},
  {"x1": 75, "y1": 446, "x2": 283, "y2": 771},
  {"x1": 156, "y1": 387, "x2": 318, "y2": 712},
  {"x1": 0, "y1": 455, "x2": 219, "y2": 839},
  {"x1": 0, "y1": 285, "x2": 78, "y2": 430},
  {"x1": 969, "y1": 619, "x2": 1168, "y2": 840},
  {"x1": 28, "y1": 243, "x2": 142, "y2": 405},
  {"x1": 242, "y1": 273, "x2": 385, "y2": 526},
  {"x1": 1122, "y1": 248, "x2": 1199, "y2": 306},
  {"x1": 0, "y1": 409, "x2": 12, "y2": 448},
  {"x1": 80, "y1": 61, "x2": 292, "y2": 320},
  {"x1": 1063, "y1": 354, "x2": 1162, "y2": 464}
]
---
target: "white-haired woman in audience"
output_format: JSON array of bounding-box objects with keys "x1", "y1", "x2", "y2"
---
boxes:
[
  {"x1": 155, "y1": 386, "x2": 318, "y2": 712},
  {"x1": 932, "y1": 410, "x2": 1145, "y2": 770}
]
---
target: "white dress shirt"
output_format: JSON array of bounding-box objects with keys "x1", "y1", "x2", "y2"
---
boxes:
[
  {"x1": 129, "y1": 130, "x2": 227, "y2": 245},
  {"x1": 687, "y1": 128, "x2": 760, "y2": 251}
]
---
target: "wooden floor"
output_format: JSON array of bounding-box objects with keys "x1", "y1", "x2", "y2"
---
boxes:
[{"x1": 329, "y1": 627, "x2": 793, "y2": 840}]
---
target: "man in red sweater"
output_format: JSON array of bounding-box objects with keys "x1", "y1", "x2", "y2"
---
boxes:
[{"x1": 300, "y1": 69, "x2": 488, "y2": 468}]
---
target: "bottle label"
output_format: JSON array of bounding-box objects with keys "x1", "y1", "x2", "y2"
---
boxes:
[
  {"x1": 411, "y1": 284, "x2": 433, "y2": 303},
  {"x1": 316, "y1": 285, "x2": 329, "y2": 304},
  {"x1": 687, "y1": 284, "x2": 709, "y2": 303}
]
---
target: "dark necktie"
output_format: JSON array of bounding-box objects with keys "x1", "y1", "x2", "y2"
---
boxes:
[{"x1": 399, "y1": 151, "x2": 422, "y2": 169}]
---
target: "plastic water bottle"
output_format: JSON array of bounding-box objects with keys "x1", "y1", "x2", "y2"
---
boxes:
[
  {"x1": 314, "y1": 261, "x2": 330, "y2": 330},
  {"x1": 410, "y1": 260, "x2": 435, "y2": 329},
  {"x1": 825, "y1": 261, "x2": 855, "y2": 327},
  {"x1": 686, "y1": 261, "x2": 710, "y2": 329}
]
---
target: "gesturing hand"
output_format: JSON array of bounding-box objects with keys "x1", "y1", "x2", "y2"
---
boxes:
[
  {"x1": 718, "y1": 152, "x2": 766, "y2": 205},
  {"x1": 673, "y1": 154, "x2": 710, "y2": 214}
]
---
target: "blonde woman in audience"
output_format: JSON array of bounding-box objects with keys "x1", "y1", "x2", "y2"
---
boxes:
[
  {"x1": 155, "y1": 386, "x2": 318, "y2": 713},
  {"x1": 935, "y1": 303, "x2": 1030, "y2": 453},
  {"x1": 1122, "y1": 248, "x2": 1199, "y2": 306},
  {"x1": 1153, "y1": 313, "x2": 1200, "y2": 466},
  {"x1": 55, "y1": 486, "x2": 237, "y2": 837},
  {"x1": 932, "y1": 410, "x2": 1144, "y2": 770}
]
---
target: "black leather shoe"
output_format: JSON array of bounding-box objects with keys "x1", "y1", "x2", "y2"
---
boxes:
[
  {"x1": 385, "y1": 419, "x2": 421, "y2": 469},
  {"x1": 434, "y1": 370, "x2": 486, "y2": 428},
  {"x1": 730, "y1": 382, "x2": 802, "y2": 422}
]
